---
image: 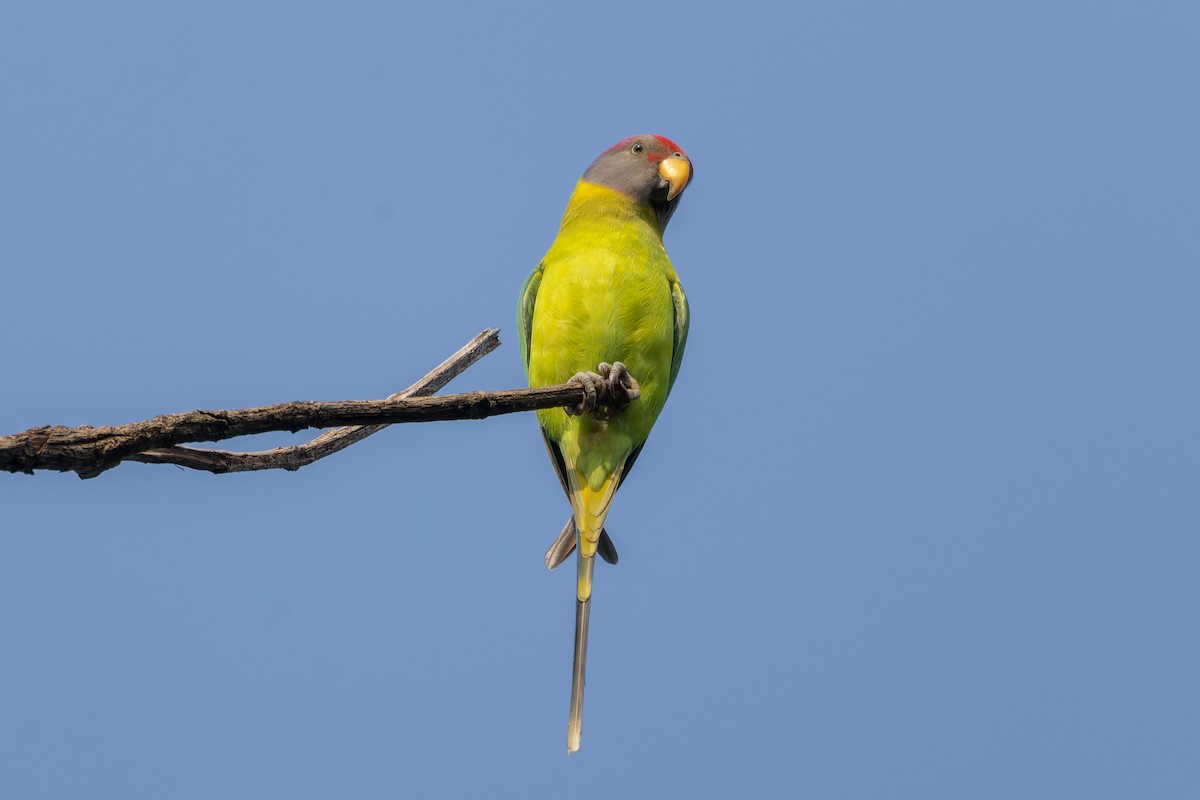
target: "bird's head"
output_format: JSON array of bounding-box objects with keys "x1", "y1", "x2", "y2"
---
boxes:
[{"x1": 581, "y1": 135, "x2": 692, "y2": 232}]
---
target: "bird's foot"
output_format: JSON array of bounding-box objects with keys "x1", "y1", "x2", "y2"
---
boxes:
[
  {"x1": 599, "y1": 361, "x2": 641, "y2": 405},
  {"x1": 592, "y1": 362, "x2": 641, "y2": 420},
  {"x1": 565, "y1": 371, "x2": 601, "y2": 416},
  {"x1": 567, "y1": 362, "x2": 641, "y2": 420}
]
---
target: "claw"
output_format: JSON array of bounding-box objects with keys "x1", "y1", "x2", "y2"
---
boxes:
[
  {"x1": 605, "y1": 361, "x2": 641, "y2": 405},
  {"x1": 565, "y1": 362, "x2": 641, "y2": 421},
  {"x1": 566, "y1": 371, "x2": 600, "y2": 416}
]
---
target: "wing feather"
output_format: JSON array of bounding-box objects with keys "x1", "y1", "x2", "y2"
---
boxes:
[
  {"x1": 517, "y1": 262, "x2": 545, "y2": 372},
  {"x1": 668, "y1": 276, "x2": 689, "y2": 393}
]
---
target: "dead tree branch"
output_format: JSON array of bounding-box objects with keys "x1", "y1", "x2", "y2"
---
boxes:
[
  {"x1": 129, "y1": 328, "x2": 501, "y2": 474},
  {"x1": 1, "y1": 328, "x2": 631, "y2": 480}
]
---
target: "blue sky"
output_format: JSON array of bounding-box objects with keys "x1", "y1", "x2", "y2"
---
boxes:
[{"x1": 2, "y1": 2, "x2": 1197, "y2": 797}]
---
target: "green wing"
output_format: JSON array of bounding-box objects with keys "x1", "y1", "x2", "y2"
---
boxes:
[
  {"x1": 619, "y1": 273, "x2": 686, "y2": 486},
  {"x1": 517, "y1": 262, "x2": 545, "y2": 372},
  {"x1": 667, "y1": 276, "x2": 690, "y2": 393}
]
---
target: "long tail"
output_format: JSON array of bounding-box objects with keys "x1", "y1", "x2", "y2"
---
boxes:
[
  {"x1": 567, "y1": 553, "x2": 595, "y2": 753},
  {"x1": 563, "y1": 463, "x2": 624, "y2": 753}
]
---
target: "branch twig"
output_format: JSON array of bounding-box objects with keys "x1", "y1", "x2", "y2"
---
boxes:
[
  {"x1": 0, "y1": 329, "x2": 627, "y2": 480},
  {"x1": 130, "y1": 328, "x2": 501, "y2": 474}
]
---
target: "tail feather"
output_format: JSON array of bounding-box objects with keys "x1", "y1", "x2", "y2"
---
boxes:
[
  {"x1": 569, "y1": 469, "x2": 622, "y2": 563},
  {"x1": 567, "y1": 556, "x2": 595, "y2": 753},
  {"x1": 544, "y1": 520, "x2": 618, "y2": 570},
  {"x1": 563, "y1": 458, "x2": 627, "y2": 753}
]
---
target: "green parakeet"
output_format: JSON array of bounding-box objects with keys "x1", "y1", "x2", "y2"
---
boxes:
[{"x1": 517, "y1": 135, "x2": 692, "y2": 752}]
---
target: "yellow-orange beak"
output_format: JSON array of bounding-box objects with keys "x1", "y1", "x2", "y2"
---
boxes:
[{"x1": 658, "y1": 157, "x2": 691, "y2": 201}]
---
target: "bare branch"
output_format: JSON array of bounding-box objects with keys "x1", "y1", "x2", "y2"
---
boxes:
[
  {"x1": 0, "y1": 328, "x2": 634, "y2": 480},
  {"x1": 129, "y1": 328, "x2": 501, "y2": 474}
]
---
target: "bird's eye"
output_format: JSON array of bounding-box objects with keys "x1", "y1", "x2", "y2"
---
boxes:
[
  {"x1": 673, "y1": 151, "x2": 683, "y2": 158},
  {"x1": 630, "y1": 142, "x2": 645, "y2": 154}
]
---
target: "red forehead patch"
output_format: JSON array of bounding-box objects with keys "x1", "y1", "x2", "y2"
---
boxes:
[
  {"x1": 603, "y1": 134, "x2": 687, "y2": 160},
  {"x1": 650, "y1": 134, "x2": 683, "y2": 154}
]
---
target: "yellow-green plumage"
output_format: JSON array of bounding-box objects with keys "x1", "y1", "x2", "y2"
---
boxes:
[
  {"x1": 518, "y1": 137, "x2": 690, "y2": 754},
  {"x1": 520, "y1": 181, "x2": 688, "y2": 562}
]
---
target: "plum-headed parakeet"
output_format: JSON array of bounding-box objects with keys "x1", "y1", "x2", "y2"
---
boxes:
[{"x1": 517, "y1": 135, "x2": 692, "y2": 752}]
